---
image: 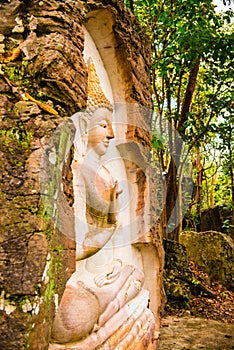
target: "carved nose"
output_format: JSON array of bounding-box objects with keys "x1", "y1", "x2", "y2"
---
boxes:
[{"x1": 107, "y1": 123, "x2": 114, "y2": 139}]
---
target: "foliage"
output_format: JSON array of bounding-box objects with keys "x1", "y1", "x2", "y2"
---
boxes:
[{"x1": 125, "y1": 0, "x2": 234, "y2": 238}]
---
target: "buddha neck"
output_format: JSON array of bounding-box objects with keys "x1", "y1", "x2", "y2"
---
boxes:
[{"x1": 85, "y1": 147, "x2": 102, "y2": 166}]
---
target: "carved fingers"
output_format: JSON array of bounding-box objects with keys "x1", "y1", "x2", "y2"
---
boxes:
[{"x1": 94, "y1": 259, "x2": 122, "y2": 287}]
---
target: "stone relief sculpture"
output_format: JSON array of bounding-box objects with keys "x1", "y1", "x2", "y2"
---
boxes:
[{"x1": 49, "y1": 55, "x2": 156, "y2": 349}]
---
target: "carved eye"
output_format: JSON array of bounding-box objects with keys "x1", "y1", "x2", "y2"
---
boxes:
[{"x1": 99, "y1": 121, "x2": 107, "y2": 128}]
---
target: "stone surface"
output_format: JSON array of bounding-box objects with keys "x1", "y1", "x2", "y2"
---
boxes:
[
  {"x1": 180, "y1": 231, "x2": 234, "y2": 291},
  {"x1": 163, "y1": 239, "x2": 193, "y2": 302},
  {"x1": 163, "y1": 239, "x2": 215, "y2": 307},
  {"x1": 51, "y1": 284, "x2": 100, "y2": 343},
  {"x1": 49, "y1": 29, "x2": 157, "y2": 348},
  {"x1": 0, "y1": 0, "x2": 83, "y2": 346},
  {"x1": 0, "y1": 0, "x2": 162, "y2": 348}
]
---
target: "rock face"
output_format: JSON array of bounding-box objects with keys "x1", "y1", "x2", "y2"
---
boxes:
[
  {"x1": 180, "y1": 231, "x2": 234, "y2": 291},
  {"x1": 163, "y1": 239, "x2": 193, "y2": 303},
  {"x1": 163, "y1": 239, "x2": 216, "y2": 304},
  {"x1": 0, "y1": 1, "x2": 163, "y2": 349}
]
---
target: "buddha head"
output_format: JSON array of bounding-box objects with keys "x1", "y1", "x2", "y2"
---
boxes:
[
  {"x1": 78, "y1": 58, "x2": 115, "y2": 158},
  {"x1": 87, "y1": 107, "x2": 114, "y2": 156}
]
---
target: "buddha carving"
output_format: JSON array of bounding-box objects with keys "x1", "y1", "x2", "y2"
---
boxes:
[{"x1": 49, "y1": 60, "x2": 156, "y2": 349}]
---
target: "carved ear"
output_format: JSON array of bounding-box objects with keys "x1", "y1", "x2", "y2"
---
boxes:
[
  {"x1": 79, "y1": 115, "x2": 89, "y2": 136},
  {"x1": 78, "y1": 114, "x2": 90, "y2": 158},
  {"x1": 71, "y1": 112, "x2": 90, "y2": 160}
]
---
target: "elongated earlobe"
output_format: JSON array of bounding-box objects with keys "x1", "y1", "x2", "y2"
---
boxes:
[{"x1": 79, "y1": 116, "x2": 89, "y2": 136}]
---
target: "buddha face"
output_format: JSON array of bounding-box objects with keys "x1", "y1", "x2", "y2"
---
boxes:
[{"x1": 87, "y1": 108, "x2": 114, "y2": 156}]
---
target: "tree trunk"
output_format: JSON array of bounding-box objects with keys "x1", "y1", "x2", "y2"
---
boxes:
[
  {"x1": 165, "y1": 158, "x2": 179, "y2": 240},
  {"x1": 166, "y1": 60, "x2": 200, "y2": 241},
  {"x1": 210, "y1": 172, "x2": 217, "y2": 208},
  {"x1": 227, "y1": 130, "x2": 234, "y2": 237},
  {"x1": 195, "y1": 148, "x2": 203, "y2": 231}
]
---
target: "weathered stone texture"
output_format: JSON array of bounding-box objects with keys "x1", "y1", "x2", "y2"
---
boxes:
[
  {"x1": 163, "y1": 239, "x2": 216, "y2": 307},
  {"x1": 85, "y1": 0, "x2": 152, "y2": 110},
  {"x1": 0, "y1": 0, "x2": 161, "y2": 348},
  {"x1": 180, "y1": 231, "x2": 234, "y2": 291},
  {"x1": 0, "y1": 1, "x2": 83, "y2": 348},
  {"x1": 163, "y1": 239, "x2": 193, "y2": 302}
]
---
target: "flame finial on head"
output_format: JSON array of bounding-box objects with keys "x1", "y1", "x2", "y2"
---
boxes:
[{"x1": 86, "y1": 58, "x2": 113, "y2": 111}]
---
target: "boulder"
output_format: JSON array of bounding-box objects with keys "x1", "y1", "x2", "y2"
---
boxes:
[
  {"x1": 163, "y1": 239, "x2": 193, "y2": 302},
  {"x1": 180, "y1": 231, "x2": 234, "y2": 291},
  {"x1": 163, "y1": 239, "x2": 216, "y2": 305}
]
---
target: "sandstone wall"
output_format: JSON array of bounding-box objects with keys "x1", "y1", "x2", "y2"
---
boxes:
[{"x1": 0, "y1": 1, "x2": 162, "y2": 349}]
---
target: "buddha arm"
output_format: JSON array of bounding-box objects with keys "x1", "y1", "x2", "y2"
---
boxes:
[{"x1": 76, "y1": 225, "x2": 117, "y2": 260}]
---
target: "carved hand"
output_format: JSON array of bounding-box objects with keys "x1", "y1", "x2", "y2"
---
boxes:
[{"x1": 94, "y1": 259, "x2": 122, "y2": 287}]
